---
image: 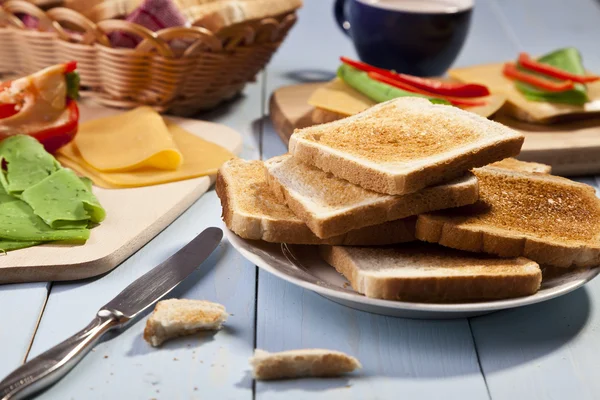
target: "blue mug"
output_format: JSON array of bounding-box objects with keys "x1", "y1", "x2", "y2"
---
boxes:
[{"x1": 334, "y1": 0, "x2": 474, "y2": 76}]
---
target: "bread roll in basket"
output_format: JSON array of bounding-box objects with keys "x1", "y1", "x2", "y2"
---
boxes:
[{"x1": 0, "y1": 0, "x2": 301, "y2": 115}]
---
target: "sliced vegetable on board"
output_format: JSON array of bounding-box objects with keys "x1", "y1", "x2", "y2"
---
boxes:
[
  {"x1": 0, "y1": 62, "x2": 80, "y2": 153},
  {"x1": 368, "y1": 72, "x2": 487, "y2": 107},
  {"x1": 503, "y1": 63, "x2": 575, "y2": 92},
  {"x1": 518, "y1": 52, "x2": 599, "y2": 83},
  {"x1": 504, "y1": 48, "x2": 590, "y2": 105},
  {"x1": 340, "y1": 56, "x2": 490, "y2": 97},
  {"x1": 337, "y1": 64, "x2": 450, "y2": 105}
]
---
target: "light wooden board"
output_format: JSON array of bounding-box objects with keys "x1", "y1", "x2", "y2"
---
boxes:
[
  {"x1": 26, "y1": 75, "x2": 264, "y2": 399},
  {"x1": 270, "y1": 83, "x2": 600, "y2": 177},
  {"x1": 0, "y1": 104, "x2": 242, "y2": 284}
]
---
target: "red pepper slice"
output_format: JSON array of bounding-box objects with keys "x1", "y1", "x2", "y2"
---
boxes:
[
  {"x1": 518, "y1": 53, "x2": 599, "y2": 84},
  {"x1": 29, "y1": 100, "x2": 79, "y2": 153},
  {"x1": 368, "y1": 72, "x2": 487, "y2": 107},
  {"x1": 503, "y1": 63, "x2": 574, "y2": 92},
  {"x1": 64, "y1": 60, "x2": 77, "y2": 73},
  {"x1": 0, "y1": 103, "x2": 18, "y2": 119},
  {"x1": 340, "y1": 56, "x2": 490, "y2": 97}
]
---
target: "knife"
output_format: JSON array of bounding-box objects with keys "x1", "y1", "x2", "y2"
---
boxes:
[{"x1": 0, "y1": 227, "x2": 223, "y2": 400}]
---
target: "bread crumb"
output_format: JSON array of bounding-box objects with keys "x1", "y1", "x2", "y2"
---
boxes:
[
  {"x1": 250, "y1": 349, "x2": 361, "y2": 380},
  {"x1": 143, "y1": 299, "x2": 228, "y2": 347}
]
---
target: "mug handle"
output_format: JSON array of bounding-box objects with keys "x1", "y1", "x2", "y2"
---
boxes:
[{"x1": 334, "y1": 0, "x2": 351, "y2": 37}]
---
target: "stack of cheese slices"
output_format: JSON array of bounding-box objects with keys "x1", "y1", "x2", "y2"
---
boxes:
[{"x1": 217, "y1": 97, "x2": 600, "y2": 303}]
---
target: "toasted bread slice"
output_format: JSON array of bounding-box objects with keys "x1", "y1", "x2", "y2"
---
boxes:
[
  {"x1": 143, "y1": 299, "x2": 228, "y2": 347},
  {"x1": 416, "y1": 168, "x2": 600, "y2": 268},
  {"x1": 264, "y1": 154, "x2": 478, "y2": 239},
  {"x1": 250, "y1": 349, "x2": 361, "y2": 380},
  {"x1": 216, "y1": 158, "x2": 416, "y2": 245},
  {"x1": 320, "y1": 244, "x2": 541, "y2": 302},
  {"x1": 289, "y1": 97, "x2": 524, "y2": 195},
  {"x1": 489, "y1": 158, "x2": 551, "y2": 174}
]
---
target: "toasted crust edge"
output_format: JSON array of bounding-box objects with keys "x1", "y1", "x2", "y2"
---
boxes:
[
  {"x1": 415, "y1": 214, "x2": 600, "y2": 268},
  {"x1": 265, "y1": 158, "x2": 479, "y2": 238},
  {"x1": 289, "y1": 120, "x2": 524, "y2": 196},
  {"x1": 320, "y1": 246, "x2": 542, "y2": 302},
  {"x1": 216, "y1": 161, "x2": 416, "y2": 245}
]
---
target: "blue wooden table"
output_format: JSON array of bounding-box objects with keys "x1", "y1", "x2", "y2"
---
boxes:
[{"x1": 3, "y1": 1, "x2": 600, "y2": 398}]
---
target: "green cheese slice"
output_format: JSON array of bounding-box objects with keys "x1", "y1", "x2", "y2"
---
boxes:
[
  {"x1": 0, "y1": 200, "x2": 89, "y2": 242},
  {"x1": 0, "y1": 240, "x2": 41, "y2": 252},
  {"x1": 21, "y1": 168, "x2": 106, "y2": 229},
  {"x1": 0, "y1": 136, "x2": 61, "y2": 195}
]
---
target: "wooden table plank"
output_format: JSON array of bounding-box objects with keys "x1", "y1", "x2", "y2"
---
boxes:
[
  {"x1": 25, "y1": 79, "x2": 264, "y2": 399},
  {"x1": 468, "y1": 1, "x2": 600, "y2": 399},
  {"x1": 0, "y1": 283, "x2": 49, "y2": 379},
  {"x1": 255, "y1": 2, "x2": 489, "y2": 399},
  {"x1": 255, "y1": 272, "x2": 489, "y2": 400}
]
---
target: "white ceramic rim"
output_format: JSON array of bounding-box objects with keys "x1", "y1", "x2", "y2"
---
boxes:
[
  {"x1": 356, "y1": 0, "x2": 474, "y2": 14},
  {"x1": 225, "y1": 228, "x2": 600, "y2": 314}
]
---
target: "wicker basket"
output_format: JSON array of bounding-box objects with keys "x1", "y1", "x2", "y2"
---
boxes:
[{"x1": 0, "y1": 0, "x2": 297, "y2": 115}]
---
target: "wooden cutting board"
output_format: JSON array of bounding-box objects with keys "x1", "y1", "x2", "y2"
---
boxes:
[
  {"x1": 270, "y1": 82, "x2": 600, "y2": 176},
  {"x1": 0, "y1": 104, "x2": 242, "y2": 284}
]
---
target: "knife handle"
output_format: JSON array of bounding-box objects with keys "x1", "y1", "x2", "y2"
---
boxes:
[{"x1": 0, "y1": 310, "x2": 118, "y2": 400}]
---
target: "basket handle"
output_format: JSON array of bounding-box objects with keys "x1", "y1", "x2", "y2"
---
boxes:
[
  {"x1": 215, "y1": 24, "x2": 254, "y2": 50},
  {"x1": 96, "y1": 20, "x2": 174, "y2": 58},
  {"x1": 0, "y1": 8, "x2": 24, "y2": 28},
  {"x1": 254, "y1": 18, "x2": 280, "y2": 44},
  {"x1": 2, "y1": 0, "x2": 56, "y2": 31},
  {"x1": 137, "y1": 26, "x2": 222, "y2": 57},
  {"x1": 46, "y1": 8, "x2": 110, "y2": 46},
  {"x1": 278, "y1": 13, "x2": 297, "y2": 39}
]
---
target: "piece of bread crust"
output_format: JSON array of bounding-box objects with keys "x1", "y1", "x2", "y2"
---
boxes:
[
  {"x1": 264, "y1": 154, "x2": 478, "y2": 239},
  {"x1": 488, "y1": 158, "x2": 551, "y2": 174},
  {"x1": 216, "y1": 158, "x2": 416, "y2": 245},
  {"x1": 416, "y1": 168, "x2": 600, "y2": 268},
  {"x1": 320, "y1": 244, "x2": 541, "y2": 302},
  {"x1": 250, "y1": 349, "x2": 361, "y2": 380},
  {"x1": 290, "y1": 97, "x2": 524, "y2": 195},
  {"x1": 143, "y1": 299, "x2": 227, "y2": 347}
]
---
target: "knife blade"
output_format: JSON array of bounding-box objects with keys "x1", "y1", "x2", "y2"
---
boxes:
[
  {"x1": 102, "y1": 226, "x2": 223, "y2": 320},
  {"x1": 0, "y1": 227, "x2": 223, "y2": 400}
]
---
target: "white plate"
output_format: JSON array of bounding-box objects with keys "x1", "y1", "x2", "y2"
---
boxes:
[{"x1": 225, "y1": 228, "x2": 600, "y2": 319}]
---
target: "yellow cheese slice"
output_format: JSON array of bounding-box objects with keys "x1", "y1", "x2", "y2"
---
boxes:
[
  {"x1": 308, "y1": 78, "x2": 376, "y2": 116},
  {"x1": 309, "y1": 77, "x2": 506, "y2": 119},
  {"x1": 57, "y1": 121, "x2": 234, "y2": 189},
  {"x1": 449, "y1": 63, "x2": 600, "y2": 122},
  {"x1": 74, "y1": 106, "x2": 183, "y2": 172}
]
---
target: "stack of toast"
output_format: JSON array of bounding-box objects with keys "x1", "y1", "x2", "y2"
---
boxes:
[{"x1": 217, "y1": 97, "x2": 600, "y2": 303}]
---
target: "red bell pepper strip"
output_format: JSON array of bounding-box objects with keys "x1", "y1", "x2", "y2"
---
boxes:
[
  {"x1": 0, "y1": 103, "x2": 18, "y2": 119},
  {"x1": 518, "y1": 53, "x2": 599, "y2": 84},
  {"x1": 340, "y1": 56, "x2": 490, "y2": 97},
  {"x1": 368, "y1": 72, "x2": 487, "y2": 107},
  {"x1": 503, "y1": 63, "x2": 574, "y2": 92},
  {"x1": 64, "y1": 60, "x2": 77, "y2": 74},
  {"x1": 29, "y1": 100, "x2": 79, "y2": 154}
]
